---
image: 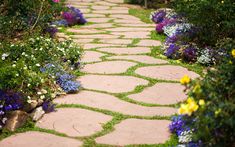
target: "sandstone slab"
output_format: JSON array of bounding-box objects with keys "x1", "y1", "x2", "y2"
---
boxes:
[
  {"x1": 54, "y1": 91, "x2": 176, "y2": 116},
  {"x1": 95, "y1": 119, "x2": 171, "y2": 146},
  {"x1": 109, "y1": 14, "x2": 140, "y2": 20},
  {"x1": 73, "y1": 39, "x2": 94, "y2": 44},
  {"x1": 84, "y1": 13, "x2": 106, "y2": 18},
  {"x1": 95, "y1": 1, "x2": 117, "y2": 6},
  {"x1": 114, "y1": 19, "x2": 144, "y2": 24},
  {"x1": 111, "y1": 31, "x2": 150, "y2": 39},
  {"x1": 99, "y1": 39, "x2": 132, "y2": 45},
  {"x1": 79, "y1": 75, "x2": 149, "y2": 93},
  {"x1": 81, "y1": 51, "x2": 105, "y2": 63},
  {"x1": 0, "y1": 131, "x2": 83, "y2": 147},
  {"x1": 83, "y1": 44, "x2": 124, "y2": 49},
  {"x1": 135, "y1": 65, "x2": 200, "y2": 81},
  {"x1": 137, "y1": 39, "x2": 162, "y2": 46},
  {"x1": 72, "y1": 34, "x2": 120, "y2": 39},
  {"x1": 105, "y1": 27, "x2": 153, "y2": 32},
  {"x1": 36, "y1": 108, "x2": 112, "y2": 137},
  {"x1": 81, "y1": 61, "x2": 137, "y2": 74},
  {"x1": 98, "y1": 47, "x2": 151, "y2": 55},
  {"x1": 92, "y1": 5, "x2": 110, "y2": 10},
  {"x1": 81, "y1": 23, "x2": 114, "y2": 29},
  {"x1": 93, "y1": 10, "x2": 128, "y2": 14},
  {"x1": 67, "y1": 28, "x2": 106, "y2": 34},
  {"x1": 129, "y1": 83, "x2": 187, "y2": 105},
  {"x1": 106, "y1": 55, "x2": 168, "y2": 64},
  {"x1": 87, "y1": 18, "x2": 112, "y2": 23}
]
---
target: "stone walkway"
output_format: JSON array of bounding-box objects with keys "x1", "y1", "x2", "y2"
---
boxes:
[{"x1": 0, "y1": 0, "x2": 200, "y2": 146}]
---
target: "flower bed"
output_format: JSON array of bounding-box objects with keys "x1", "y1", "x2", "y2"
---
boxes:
[{"x1": 169, "y1": 40, "x2": 235, "y2": 146}]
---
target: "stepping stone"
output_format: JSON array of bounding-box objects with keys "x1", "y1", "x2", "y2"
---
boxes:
[
  {"x1": 84, "y1": 13, "x2": 106, "y2": 18},
  {"x1": 135, "y1": 65, "x2": 200, "y2": 81},
  {"x1": 105, "y1": 27, "x2": 153, "y2": 32},
  {"x1": 72, "y1": 34, "x2": 120, "y2": 39},
  {"x1": 81, "y1": 51, "x2": 105, "y2": 63},
  {"x1": 79, "y1": 8, "x2": 91, "y2": 13},
  {"x1": 81, "y1": 61, "x2": 137, "y2": 74},
  {"x1": 36, "y1": 108, "x2": 112, "y2": 137},
  {"x1": 98, "y1": 47, "x2": 151, "y2": 55},
  {"x1": 99, "y1": 39, "x2": 132, "y2": 45},
  {"x1": 106, "y1": 55, "x2": 168, "y2": 64},
  {"x1": 111, "y1": 32, "x2": 150, "y2": 39},
  {"x1": 86, "y1": 18, "x2": 112, "y2": 23},
  {"x1": 56, "y1": 33, "x2": 69, "y2": 39},
  {"x1": 93, "y1": 10, "x2": 128, "y2": 14},
  {"x1": 0, "y1": 131, "x2": 83, "y2": 147},
  {"x1": 109, "y1": 14, "x2": 140, "y2": 20},
  {"x1": 114, "y1": 19, "x2": 144, "y2": 24},
  {"x1": 111, "y1": 7, "x2": 128, "y2": 10},
  {"x1": 92, "y1": 5, "x2": 110, "y2": 10},
  {"x1": 119, "y1": 23, "x2": 155, "y2": 27},
  {"x1": 83, "y1": 44, "x2": 124, "y2": 49},
  {"x1": 105, "y1": 0, "x2": 124, "y2": 3},
  {"x1": 73, "y1": 39, "x2": 94, "y2": 44},
  {"x1": 54, "y1": 91, "x2": 176, "y2": 116},
  {"x1": 137, "y1": 39, "x2": 162, "y2": 46},
  {"x1": 67, "y1": 28, "x2": 106, "y2": 34},
  {"x1": 95, "y1": 119, "x2": 171, "y2": 146},
  {"x1": 95, "y1": 1, "x2": 118, "y2": 6},
  {"x1": 128, "y1": 83, "x2": 187, "y2": 105},
  {"x1": 81, "y1": 23, "x2": 114, "y2": 29},
  {"x1": 79, "y1": 75, "x2": 149, "y2": 93},
  {"x1": 73, "y1": 5, "x2": 89, "y2": 9}
]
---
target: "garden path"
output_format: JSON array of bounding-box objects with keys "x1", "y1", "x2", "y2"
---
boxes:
[{"x1": 0, "y1": 0, "x2": 200, "y2": 146}]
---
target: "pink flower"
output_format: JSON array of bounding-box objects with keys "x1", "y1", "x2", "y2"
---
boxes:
[{"x1": 53, "y1": 0, "x2": 60, "y2": 3}]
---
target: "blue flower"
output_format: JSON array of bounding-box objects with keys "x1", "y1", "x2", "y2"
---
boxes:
[
  {"x1": 165, "y1": 43, "x2": 180, "y2": 58},
  {"x1": 42, "y1": 101, "x2": 56, "y2": 113},
  {"x1": 60, "y1": 80, "x2": 81, "y2": 93}
]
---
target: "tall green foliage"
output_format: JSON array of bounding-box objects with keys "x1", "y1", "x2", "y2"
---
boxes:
[{"x1": 173, "y1": 0, "x2": 235, "y2": 46}]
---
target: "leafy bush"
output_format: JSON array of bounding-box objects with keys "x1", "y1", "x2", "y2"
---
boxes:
[
  {"x1": 172, "y1": 0, "x2": 235, "y2": 46},
  {"x1": 0, "y1": 0, "x2": 65, "y2": 40},
  {"x1": 170, "y1": 39, "x2": 235, "y2": 146}
]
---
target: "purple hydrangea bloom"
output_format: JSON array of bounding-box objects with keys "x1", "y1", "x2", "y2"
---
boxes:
[
  {"x1": 156, "y1": 19, "x2": 176, "y2": 33},
  {"x1": 62, "y1": 6, "x2": 87, "y2": 25},
  {"x1": 164, "y1": 43, "x2": 180, "y2": 58},
  {"x1": 151, "y1": 10, "x2": 166, "y2": 24},
  {"x1": 42, "y1": 101, "x2": 56, "y2": 113},
  {"x1": 60, "y1": 80, "x2": 81, "y2": 93},
  {"x1": 183, "y1": 46, "x2": 197, "y2": 61},
  {"x1": 45, "y1": 27, "x2": 58, "y2": 37}
]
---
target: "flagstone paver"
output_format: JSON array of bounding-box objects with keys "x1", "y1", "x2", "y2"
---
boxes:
[
  {"x1": 106, "y1": 55, "x2": 168, "y2": 64},
  {"x1": 81, "y1": 51, "x2": 105, "y2": 63},
  {"x1": 111, "y1": 31, "x2": 150, "y2": 39},
  {"x1": 128, "y1": 83, "x2": 187, "y2": 105},
  {"x1": 0, "y1": 131, "x2": 83, "y2": 147},
  {"x1": 86, "y1": 18, "x2": 113, "y2": 23},
  {"x1": 95, "y1": 119, "x2": 171, "y2": 146},
  {"x1": 0, "y1": 0, "x2": 202, "y2": 146},
  {"x1": 135, "y1": 65, "x2": 200, "y2": 81},
  {"x1": 83, "y1": 43, "x2": 125, "y2": 49},
  {"x1": 99, "y1": 39, "x2": 132, "y2": 45},
  {"x1": 72, "y1": 34, "x2": 120, "y2": 39},
  {"x1": 98, "y1": 47, "x2": 151, "y2": 55},
  {"x1": 54, "y1": 91, "x2": 177, "y2": 116},
  {"x1": 137, "y1": 39, "x2": 162, "y2": 46},
  {"x1": 79, "y1": 75, "x2": 149, "y2": 93},
  {"x1": 36, "y1": 108, "x2": 112, "y2": 137},
  {"x1": 81, "y1": 61, "x2": 137, "y2": 74}
]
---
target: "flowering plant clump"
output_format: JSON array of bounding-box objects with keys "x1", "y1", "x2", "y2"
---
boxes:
[
  {"x1": 0, "y1": 36, "x2": 83, "y2": 129},
  {"x1": 169, "y1": 45, "x2": 235, "y2": 146}
]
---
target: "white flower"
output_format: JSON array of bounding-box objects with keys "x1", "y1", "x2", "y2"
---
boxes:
[
  {"x1": 51, "y1": 93, "x2": 56, "y2": 98},
  {"x1": 22, "y1": 52, "x2": 25, "y2": 55},
  {"x1": 2, "y1": 53, "x2": 9, "y2": 60},
  {"x1": 15, "y1": 73, "x2": 19, "y2": 76},
  {"x1": 37, "y1": 92, "x2": 42, "y2": 95},
  {"x1": 12, "y1": 64, "x2": 16, "y2": 67},
  {"x1": 2, "y1": 117, "x2": 7, "y2": 124},
  {"x1": 40, "y1": 95, "x2": 45, "y2": 99},
  {"x1": 36, "y1": 63, "x2": 40, "y2": 67},
  {"x1": 178, "y1": 130, "x2": 193, "y2": 143},
  {"x1": 41, "y1": 89, "x2": 48, "y2": 94}
]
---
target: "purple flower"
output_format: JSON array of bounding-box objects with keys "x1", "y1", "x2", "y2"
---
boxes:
[
  {"x1": 62, "y1": 7, "x2": 87, "y2": 25},
  {"x1": 151, "y1": 10, "x2": 166, "y2": 24},
  {"x1": 165, "y1": 35, "x2": 178, "y2": 45},
  {"x1": 45, "y1": 27, "x2": 58, "y2": 37},
  {"x1": 165, "y1": 43, "x2": 180, "y2": 58},
  {"x1": 156, "y1": 19, "x2": 176, "y2": 33},
  {"x1": 183, "y1": 46, "x2": 197, "y2": 61},
  {"x1": 60, "y1": 80, "x2": 81, "y2": 93},
  {"x1": 42, "y1": 101, "x2": 56, "y2": 113}
]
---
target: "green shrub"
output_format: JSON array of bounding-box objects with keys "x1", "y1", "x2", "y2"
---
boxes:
[
  {"x1": 0, "y1": 0, "x2": 65, "y2": 40},
  {"x1": 0, "y1": 36, "x2": 82, "y2": 101},
  {"x1": 172, "y1": 0, "x2": 235, "y2": 46}
]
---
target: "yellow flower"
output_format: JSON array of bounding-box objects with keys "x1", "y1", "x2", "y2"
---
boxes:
[
  {"x1": 232, "y1": 49, "x2": 235, "y2": 58},
  {"x1": 215, "y1": 109, "x2": 222, "y2": 116},
  {"x1": 188, "y1": 100, "x2": 199, "y2": 112},
  {"x1": 178, "y1": 104, "x2": 189, "y2": 115},
  {"x1": 199, "y1": 99, "x2": 205, "y2": 106},
  {"x1": 180, "y1": 75, "x2": 191, "y2": 85}
]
